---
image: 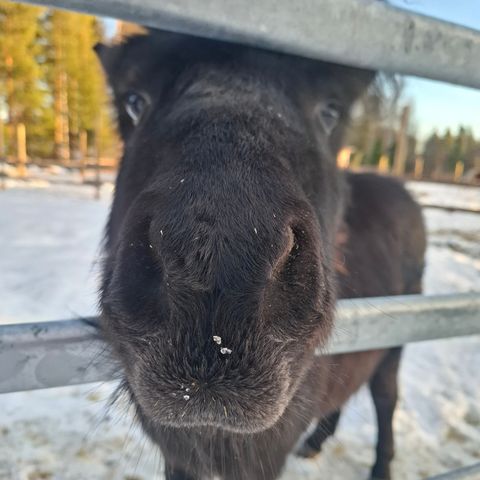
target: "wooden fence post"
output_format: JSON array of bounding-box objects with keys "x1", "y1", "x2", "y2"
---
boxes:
[
  {"x1": 0, "y1": 120, "x2": 5, "y2": 190},
  {"x1": 80, "y1": 130, "x2": 88, "y2": 182},
  {"x1": 414, "y1": 156, "x2": 424, "y2": 179},
  {"x1": 16, "y1": 123, "x2": 27, "y2": 178},
  {"x1": 378, "y1": 154, "x2": 390, "y2": 173},
  {"x1": 454, "y1": 161, "x2": 464, "y2": 182}
]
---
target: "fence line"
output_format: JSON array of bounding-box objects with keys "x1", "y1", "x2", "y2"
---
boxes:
[
  {"x1": 1, "y1": 293, "x2": 479, "y2": 394},
  {"x1": 426, "y1": 462, "x2": 480, "y2": 480},
  {"x1": 15, "y1": 0, "x2": 480, "y2": 90},
  {"x1": 421, "y1": 204, "x2": 480, "y2": 215}
]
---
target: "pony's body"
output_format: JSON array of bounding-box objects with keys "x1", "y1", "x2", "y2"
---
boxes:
[{"x1": 96, "y1": 30, "x2": 426, "y2": 480}]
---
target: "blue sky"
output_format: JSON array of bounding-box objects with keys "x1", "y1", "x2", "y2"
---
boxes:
[
  {"x1": 105, "y1": 1, "x2": 480, "y2": 142},
  {"x1": 390, "y1": 0, "x2": 480, "y2": 141}
]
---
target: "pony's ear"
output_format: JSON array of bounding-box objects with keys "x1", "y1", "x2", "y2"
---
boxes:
[
  {"x1": 94, "y1": 42, "x2": 118, "y2": 78},
  {"x1": 93, "y1": 42, "x2": 107, "y2": 64},
  {"x1": 350, "y1": 68, "x2": 377, "y2": 100},
  {"x1": 337, "y1": 67, "x2": 376, "y2": 104}
]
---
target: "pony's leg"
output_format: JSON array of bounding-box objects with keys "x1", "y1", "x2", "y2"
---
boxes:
[
  {"x1": 369, "y1": 347, "x2": 402, "y2": 480},
  {"x1": 296, "y1": 409, "x2": 341, "y2": 458},
  {"x1": 165, "y1": 465, "x2": 197, "y2": 480}
]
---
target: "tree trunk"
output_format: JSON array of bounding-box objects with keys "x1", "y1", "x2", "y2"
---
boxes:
[
  {"x1": 393, "y1": 105, "x2": 410, "y2": 176},
  {"x1": 54, "y1": 70, "x2": 70, "y2": 162}
]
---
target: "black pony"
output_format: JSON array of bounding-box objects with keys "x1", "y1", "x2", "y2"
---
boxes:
[{"x1": 95, "y1": 29, "x2": 425, "y2": 480}]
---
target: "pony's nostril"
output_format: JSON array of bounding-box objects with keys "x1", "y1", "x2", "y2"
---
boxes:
[{"x1": 272, "y1": 226, "x2": 297, "y2": 278}]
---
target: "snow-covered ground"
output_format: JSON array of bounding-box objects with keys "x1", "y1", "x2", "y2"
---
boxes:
[{"x1": 0, "y1": 177, "x2": 479, "y2": 480}]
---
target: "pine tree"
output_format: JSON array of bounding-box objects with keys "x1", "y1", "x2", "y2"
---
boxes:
[
  {"x1": 76, "y1": 15, "x2": 115, "y2": 158},
  {"x1": 42, "y1": 10, "x2": 117, "y2": 162},
  {"x1": 0, "y1": 2, "x2": 45, "y2": 159}
]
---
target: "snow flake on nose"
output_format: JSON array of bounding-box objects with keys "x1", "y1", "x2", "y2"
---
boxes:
[{"x1": 213, "y1": 336, "x2": 232, "y2": 355}]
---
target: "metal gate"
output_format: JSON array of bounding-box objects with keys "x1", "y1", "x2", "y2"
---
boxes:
[{"x1": 2, "y1": 1, "x2": 480, "y2": 478}]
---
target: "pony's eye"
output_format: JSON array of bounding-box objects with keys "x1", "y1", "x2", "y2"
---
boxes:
[
  {"x1": 124, "y1": 91, "x2": 148, "y2": 125},
  {"x1": 317, "y1": 101, "x2": 342, "y2": 136}
]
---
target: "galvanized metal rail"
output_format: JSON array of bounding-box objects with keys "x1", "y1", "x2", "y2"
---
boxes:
[
  {"x1": 0, "y1": 319, "x2": 114, "y2": 394},
  {"x1": 325, "y1": 293, "x2": 480, "y2": 355},
  {"x1": 14, "y1": 0, "x2": 480, "y2": 90},
  {"x1": 426, "y1": 462, "x2": 480, "y2": 480},
  {"x1": 1, "y1": 293, "x2": 479, "y2": 394}
]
